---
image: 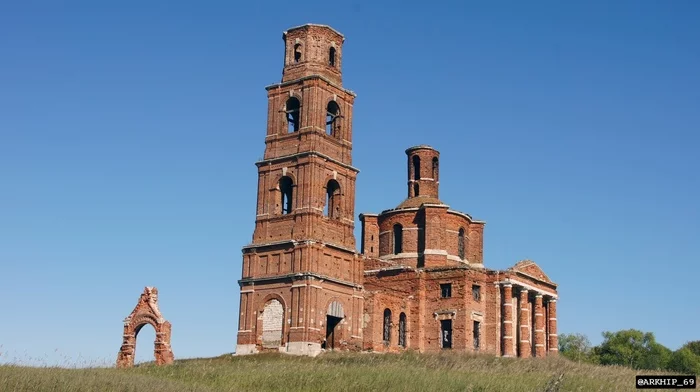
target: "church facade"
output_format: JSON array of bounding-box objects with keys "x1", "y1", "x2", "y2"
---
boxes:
[{"x1": 235, "y1": 24, "x2": 558, "y2": 358}]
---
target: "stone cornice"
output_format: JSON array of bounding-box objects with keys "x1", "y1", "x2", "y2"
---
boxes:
[
  {"x1": 255, "y1": 151, "x2": 360, "y2": 173},
  {"x1": 265, "y1": 74, "x2": 356, "y2": 97},
  {"x1": 238, "y1": 272, "x2": 361, "y2": 289}
]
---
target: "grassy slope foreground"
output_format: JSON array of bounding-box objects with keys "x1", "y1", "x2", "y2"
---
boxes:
[{"x1": 0, "y1": 351, "x2": 681, "y2": 392}]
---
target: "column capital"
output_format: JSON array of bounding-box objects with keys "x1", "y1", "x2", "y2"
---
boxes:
[
  {"x1": 548, "y1": 298, "x2": 557, "y2": 303},
  {"x1": 535, "y1": 293, "x2": 543, "y2": 298},
  {"x1": 503, "y1": 283, "x2": 512, "y2": 288}
]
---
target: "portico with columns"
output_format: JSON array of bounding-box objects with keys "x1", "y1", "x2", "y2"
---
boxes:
[{"x1": 497, "y1": 260, "x2": 558, "y2": 358}]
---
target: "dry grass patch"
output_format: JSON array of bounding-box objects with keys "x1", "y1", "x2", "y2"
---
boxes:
[{"x1": 0, "y1": 350, "x2": 682, "y2": 391}]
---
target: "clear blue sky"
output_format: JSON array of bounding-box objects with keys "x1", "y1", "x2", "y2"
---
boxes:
[{"x1": 1, "y1": 0, "x2": 698, "y2": 367}]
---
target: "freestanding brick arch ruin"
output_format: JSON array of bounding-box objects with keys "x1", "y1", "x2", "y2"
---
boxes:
[{"x1": 116, "y1": 287, "x2": 174, "y2": 368}]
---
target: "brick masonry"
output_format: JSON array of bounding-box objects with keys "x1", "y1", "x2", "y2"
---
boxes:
[
  {"x1": 235, "y1": 24, "x2": 559, "y2": 358},
  {"x1": 116, "y1": 287, "x2": 175, "y2": 368}
]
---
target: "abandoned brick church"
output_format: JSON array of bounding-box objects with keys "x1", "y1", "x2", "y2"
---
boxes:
[{"x1": 235, "y1": 24, "x2": 559, "y2": 358}]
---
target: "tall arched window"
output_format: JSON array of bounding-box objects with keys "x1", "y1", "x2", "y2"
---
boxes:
[
  {"x1": 432, "y1": 157, "x2": 439, "y2": 180},
  {"x1": 279, "y1": 176, "x2": 293, "y2": 214},
  {"x1": 398, "y1": 313, "x2": 407, "y2": 347},
  {"x1": 326, "y1": 101, "x2": 340, "y2": 136},
  {"x1": 393, "y1": 224, "x2": 403, "y2": 254},
  {"x1": 383, "y1": 309, "x2": 392, "y2": 344},
  {"x1": 458, "y1": 228, "x2": 465, "y2": 260},
  {"x1": 324, "y1": 179, "x2": 341, "y2": 218},
  {"x1": 412, "y1": 155, "x2": 421, "y2": 180},
  {"x1": 285, "y1": 97, "x2": 300, "y2": 133},
  {"x1": 294, "y1": 44, "x2": 302, "y2": 63},
  {"x1": 329, "y1": 47, "x2": 336, "y2": 67}
]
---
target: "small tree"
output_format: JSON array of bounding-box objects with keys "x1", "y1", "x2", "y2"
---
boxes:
[
  {"x1": 668, "y1": 347, "x2": 700, "y2": 375},
  {"x1": 559, "y1": 333, "x2": 596, "y2": 363},
  {"x1": 596, "y1": 329, "x2": 670, "y2": 370},
  {"x1": 681, "y1": 341, "x2": 700, "y2": 357}
]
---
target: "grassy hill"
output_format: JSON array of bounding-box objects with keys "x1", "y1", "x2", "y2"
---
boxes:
[{"x1": 0, "y1": 351, "x2": 682, "y2": 391}]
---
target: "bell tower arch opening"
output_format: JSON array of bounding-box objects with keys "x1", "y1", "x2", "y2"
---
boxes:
[{"x1": 285, "y1": 97, "x2": 300, "y2": 133}]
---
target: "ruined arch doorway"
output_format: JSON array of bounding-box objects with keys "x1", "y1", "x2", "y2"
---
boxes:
[
  {"x1": 323, "y1": 301, "x2": 344, "y2": 350},
  {"x1": 133, "y1": 322, "x2": 156, "y2": 364},
  {"x1": 116, "y1": 287, "x2": 174, "y2": 368}
]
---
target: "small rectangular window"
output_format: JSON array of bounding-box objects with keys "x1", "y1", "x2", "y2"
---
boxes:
[
  {"x1": 440, "y1": 283, "x2": 452, "y2": 298},
  {"x1": 473, "y1": 321, "x2": 481, "y2": 350},
  {"x1": 472, "y1": 285, "x2": 481, "y2": 302}
]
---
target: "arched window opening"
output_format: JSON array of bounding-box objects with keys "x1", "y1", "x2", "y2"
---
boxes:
[
  {"x1": 329, "y1": 47, "x2": 336, "y2": 67},
  {"x1": 324, "y1": 179, "x2": 341, "y2": 218},
  {"x1": 393, "y1": 224, "x2": 403, "y2": 255},
  {"x1": 413, "y1": 183, "x2": 419, "y2": 197},
  {"x1": 326, "y1": 101, "x2": 340, "y2": 136},
  {"x1": 412, "y1": 155, "x2": 421, "y2": 180},
  {"x1": 398, "y1": 313, "x2": 407, "y2": 348},
  {"x1": 285, "y1": 97, "x2": 300, "y2": 133},
  {"x1": 432, "y1": 157, "x2": 439, "y2": 180},
  {"x1": 279, "y1": 176, "x2": 294, "y2": 214},
  {"x1": 383, "y1": 309, "x2": 392, "y2": 344},
  {"x1": 294, "y1": 44, "x2": 302, "y2": 63},
  {"x1": 458, "y1": 228, "x2": 465, "y2": 260}
]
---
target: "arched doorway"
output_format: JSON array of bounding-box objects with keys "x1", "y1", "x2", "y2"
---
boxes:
[
  {"x1": 116, "y1": 287, "x2": 174, "y2": 368},
  {"x1": 134, "y1": 321, "x2": 156, "y2": 364},
  {"x1": 261, "y1": 299, "x2": 284, "y2": 349},
  {"x1": 323, "y1": 301, "x2": 344, "y2": 350}
]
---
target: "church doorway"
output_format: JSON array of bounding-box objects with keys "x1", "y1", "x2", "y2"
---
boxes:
[
  {"x1": 441, "y1": 319, "x2": 453, "y2": 349},
  {"x1": 323, "y1": 301, "x2": 344, "y2": 350}
]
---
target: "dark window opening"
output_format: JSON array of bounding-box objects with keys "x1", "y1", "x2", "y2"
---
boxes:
[
  {"x1": 473, "y1": 321, "x2": 481, "y2": 350},
  {"x1": 294, "y1": 44, "x2": 302, "y2": 63},
  {"x1": 432, "y1": 157, "x2": 439, "y2": 180},
  {"x1": 398, "y1": 313, "x2": 407, "y2": 347},
  {"x1": 329, "y1": 47, "x2": 336, "y2": 66},
  {"x1": 279, "y1": 176, "x2": 293, "y2": 214},
  {"x1": 472, "y1": 285, "x2": 481, "y2": 302},
  {"x1": 285, "y1": 97, "x2": 300, "y2": 133},
  {"x1": 413, "y1": 183, "x2": 419, "y2": 197},
  {"x1": 441, "y1": 320, "x2": 452, "y2": 349},
  {"x1": 326, "y1": 101, "x2": 340, "y2": 136},
  {"x1": 393, "y1": 224, "x2": 403, "y2": 254},
  {"x1": 324, "y1": 179, "x2": 341, "y2": 218},
  {"x1": 440, "y1": 283, "x2": 452, "y2": 298},
  {"x1": 412, "y1": 155, "x2": 421, "y2": 180},
  {"x1": 383, "y1": 309, "x2": 392, "y2": 344},
  {"x1": 458, "y1": 228, "x2": 465, "y2": 260}
]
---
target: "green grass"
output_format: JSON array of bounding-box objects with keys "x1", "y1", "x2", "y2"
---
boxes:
[{"x1": 0, "y1": 351, "x2": 684, "y2": 391}]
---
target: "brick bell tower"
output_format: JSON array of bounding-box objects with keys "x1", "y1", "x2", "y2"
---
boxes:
[{"x1": 236, "y1": 24, "x2": 364, "y2": 356}]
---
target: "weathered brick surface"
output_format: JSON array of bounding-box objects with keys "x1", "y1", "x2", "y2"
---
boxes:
[
  {"x1": 235, "y1": 24, "x2": 559, "y2": 358},
  {"x1": 116, "y1": 287, "x2": 174, "y2": 368}
]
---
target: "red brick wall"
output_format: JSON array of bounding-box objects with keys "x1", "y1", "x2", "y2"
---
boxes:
[
  {"x1": 282, "y1": 25, "x2": 344, "y2": 85},
  {"x1": 406, "y1": 146, "x2": 440, "y2": 199}
]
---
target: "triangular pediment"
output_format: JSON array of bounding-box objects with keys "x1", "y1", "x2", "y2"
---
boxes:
[{"x1": 510, "y1": 260, "x2": 553, "y2": 284}]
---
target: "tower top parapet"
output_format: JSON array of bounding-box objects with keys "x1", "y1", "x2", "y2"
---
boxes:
[{"x1": 281, "y1": 23, "x2": 345, "y2": 85}]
